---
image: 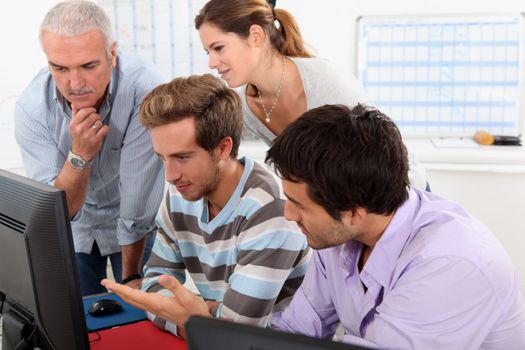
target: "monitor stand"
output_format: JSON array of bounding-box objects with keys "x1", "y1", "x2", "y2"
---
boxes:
[{"x1": 2, "y1": 305, "x2": 34, "y2": 350}]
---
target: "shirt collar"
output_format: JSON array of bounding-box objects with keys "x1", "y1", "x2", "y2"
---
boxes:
[
  {"x1": 360, "y1": 187, "x2": 420, "y2": 288},
  {"x1": 338, "y1": 240, "x2": 362, "y2": 276}
]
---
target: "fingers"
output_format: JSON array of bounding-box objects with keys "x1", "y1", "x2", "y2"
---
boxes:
[
  {"x1": 101, "y1": 278, "x2": 141, "y2": 305},
  {"x1": 89, "y1": 120, "x2": 102, "y2": 131},
  {"x1": 158, "y1": 275, "x2": 196, "y2": 305},
  {"x1": 206, "y1": 300, "x2": 221, "y2": 315},
  {"x1": 101, "y1": 279, "x2": 151, "y2": 311},
  {"x1": 71, "y1": 107, "x2": 97, "y2": 126},
  {"x1": 101, "y1": 278, "x2": 182, "y2": 315},
  {"x1": 71, "y1": 107, "x2": 104, "y2": 135},
  {"x1": 101, "y1": 277, "x2": 200, "y2": 327},
  {"x1": 125, "y1": 278, "x2": 142, "y2": 290},
  {"x1": 80, "y1": 115, "x2": 103, "y2": 135},
  {"x1": 100, "y1": 278, "x2": 112, "y2": 287},
  {"x1": 100, "y1": 278, "x2": 131, "y2": 296},
  {"x1": 157, "y1": 275, "x2": 199, "y2": 313},
  {"x1": 94, "y1": 124, "x2": 110, "y2": 140},
  {"x1": 158, "y1": 275, "x2": 185, "y2": 293},
  {"x1": 69, "y1": 107, "x2": 109, "y2": 160},
  {"x1": 158, "y1": 275, "x2": 210, "y2": 316}
]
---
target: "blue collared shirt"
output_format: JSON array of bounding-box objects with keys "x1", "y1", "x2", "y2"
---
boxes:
[
  {"x1": 14, "y1": 53, "x2": 166, "y2": 255},
  {"x1": 272, "y1": 187, "x2": 525, "y2": 349}
]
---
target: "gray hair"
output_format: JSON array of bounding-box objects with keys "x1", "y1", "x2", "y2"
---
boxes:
[{"x1": 39, "y1": 1, "x2": 115, "y2": 57}]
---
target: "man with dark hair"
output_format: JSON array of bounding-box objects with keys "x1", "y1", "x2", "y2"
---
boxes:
[
  {"x1": 267, "y1": 104, "x2": 525, "y2": 348},
  {"x1": 102, "y1": 74, "x2": 310, "y2": 338}
]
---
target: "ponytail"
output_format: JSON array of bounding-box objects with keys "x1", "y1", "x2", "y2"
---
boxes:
[
  {"x1": 196, "y1": 0, "x2": 313, "y2": 58},
  {"x1": 273, "y1": 8, "x2": 312, "y2": 58}
]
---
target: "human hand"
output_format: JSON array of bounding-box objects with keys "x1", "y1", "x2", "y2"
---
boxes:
[
  {"x1": 206, "y1": 300, "x2": 221, "y2": 316},
  {"x1": 69, "y1": 105, "x2": 109, "y2": 161},
  {"x1": 101, "y1": 275, "x2": 211, "y2": 334},
  {"x1": 124, "y1": 278, "x2": 142, "y2": 290}
]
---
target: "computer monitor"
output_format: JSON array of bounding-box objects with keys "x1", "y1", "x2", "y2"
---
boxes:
[
  {"x1": 0, "y1": 170, "x2": 89, "y2": 350},
  {"x1": 185, "y1": 316, "x2": 371, "y2": 350}
]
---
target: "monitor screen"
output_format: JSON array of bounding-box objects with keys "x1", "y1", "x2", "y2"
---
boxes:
[
  {"x1": 0, "y1": 170, "x2": 89, "y2": 350},
  {"x1": 185, "y1": 316, "x2": 371, "y2": 350}
]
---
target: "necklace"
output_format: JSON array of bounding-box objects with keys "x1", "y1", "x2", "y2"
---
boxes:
[{"x1": 257, "y1": 55, "x2": 285, "y2": 123}]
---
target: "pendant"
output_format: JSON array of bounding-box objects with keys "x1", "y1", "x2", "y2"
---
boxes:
[{"x1": 265, "y1": 117, "x2": 270, "y2": 123}]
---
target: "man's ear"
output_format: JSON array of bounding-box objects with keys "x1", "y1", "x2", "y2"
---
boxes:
[
  {"x1": 248, "y1": 24, "x2": 266, "y2": 48},
  {"x1": 216, "y1": 137, "x2": 234, "y2": 160},
  {"x1": 340, "y1": 207, "x2": 367, "y2": 228},
  {"x1": 110, "y1": 42, "x2": 117, "y2": 67}
]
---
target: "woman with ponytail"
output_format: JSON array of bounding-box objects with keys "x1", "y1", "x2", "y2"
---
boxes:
[
  {"x1": 195, "y1": 0, "x2": 368, "y2": 144},
  {"x1": 195, "y1": 0, "x2": 428, "y2": 190}
]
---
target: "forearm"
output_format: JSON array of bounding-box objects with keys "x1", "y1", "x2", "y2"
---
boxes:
[
  {"x1": 54, "y1": 163, "x2": 91, "y2": 218},
  {"x1": 271, "y1": 286, "x2": 339, "y2": 339},
  {"x1": 121, "y1": 236, "x2": 146, "y2": 279},
  {"x1": 141, "y1": 228, "x2": 187, "y2": 292}
]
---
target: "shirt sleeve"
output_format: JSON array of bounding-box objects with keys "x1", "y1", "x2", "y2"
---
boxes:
[
  {"x1": 219, "y1": 202, "x2": 310, "y2": 326},
  {"x1": 142, "y1": 191, "x2": 187, "y2": 290},
  {"x1": 14, "y1": 102, "x2": 62, "y2": 186},
  {"x1": 141, "y1": 192, "x2": 187, "y2": 336},
  {"x1": 115, "y1": 68, "x2": 165, "y2": 245},
  {"x1": 271, "y1": 250, "x2": 340, "y2": 339},
  {"x1": 361, "y1": 256, "x2": 519, "y2": 349}
]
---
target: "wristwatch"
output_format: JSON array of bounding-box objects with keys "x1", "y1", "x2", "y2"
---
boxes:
[
  {"x1": 121, "y1": 273, "x2": 142, "y2": 285},
  {"x1": 67, "y1": 150, "x2": 93, "y2": 170}
]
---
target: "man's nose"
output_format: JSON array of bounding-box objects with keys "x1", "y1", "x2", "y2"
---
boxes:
[{"x1": 69, "y1": 70, "x2": 85, "y2": 91}]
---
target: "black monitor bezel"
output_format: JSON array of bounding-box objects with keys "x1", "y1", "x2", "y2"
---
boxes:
[
  {"x1": 186, "y1": 315, "x2": 371, "y2": 350},
  {"x1": 0, "y1": 169, "x2": 89, "y2": 350}
]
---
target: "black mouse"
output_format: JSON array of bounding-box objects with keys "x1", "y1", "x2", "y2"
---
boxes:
[{"x1": 88, "y1": 298, "x2": 124, "y2": 317}]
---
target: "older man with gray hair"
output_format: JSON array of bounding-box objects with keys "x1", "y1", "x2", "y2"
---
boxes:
[{"x1": 15, "y1": 0, "x2": 165, "y2": 295}]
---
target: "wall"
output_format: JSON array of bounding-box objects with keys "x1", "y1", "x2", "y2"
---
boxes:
[
  {"x1": 0, "y1": 0, "x2": 62, "y2": 171},
  {"x1": 279, "y1": 0, "x2": 524, "y2": 69}
]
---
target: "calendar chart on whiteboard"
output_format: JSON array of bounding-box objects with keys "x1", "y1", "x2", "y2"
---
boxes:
[
  {"x1": 100, "y1": 0, "x2": 211, "y2": 79},
  {"x1": 356, "y1": 13, "x2": 525, "y2": 137}
]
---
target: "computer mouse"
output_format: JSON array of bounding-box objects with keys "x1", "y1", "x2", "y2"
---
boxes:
[{"x1": 88, "y1": 298, "x2": 124, "y2": 317}]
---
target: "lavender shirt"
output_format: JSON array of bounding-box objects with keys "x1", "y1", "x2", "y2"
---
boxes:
[{"x1": 272, "y1": 188, "x2": 525, "y2": 349}]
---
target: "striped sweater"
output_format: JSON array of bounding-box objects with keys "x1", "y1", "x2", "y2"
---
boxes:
[{"x1": 142, "y1": 157, "x2": 311, "y2": 335}]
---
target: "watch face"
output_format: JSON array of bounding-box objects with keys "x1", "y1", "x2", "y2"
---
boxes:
[
  {"x1": 68, "y1": 153, "x2": 91, "y2": 169},
  {"x1": 68, "y1": 151, "x2": 92, "y2": 169},
  {"x1": 71, "y1": 157, "x2": 86, "y2": 168}
]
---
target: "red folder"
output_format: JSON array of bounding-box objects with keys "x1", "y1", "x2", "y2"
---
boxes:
[{"x1": 89, "y1": 320, "x2": 186, "y2": 350}]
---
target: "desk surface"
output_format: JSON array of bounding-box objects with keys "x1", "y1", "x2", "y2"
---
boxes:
[
  {"x1": 85, "y1": 292, "x2": 185, "y2": 350},
  {"x1": 89, "y1": 320, "x2": 186, "y2": 350},
  {"x1": 405, "y1": 139, "x2": 525, "y2": 165}
]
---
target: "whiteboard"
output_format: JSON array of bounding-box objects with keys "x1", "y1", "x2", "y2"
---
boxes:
[
  {"x1": 100, "y1": 0, "x2": 212, "y2": 79},
  {"x1": 100, "y1": 0, "x2": 261, "y2": 141},
  {"x1": 355, "y1": 13, "x2": 525, "y2": 137}
]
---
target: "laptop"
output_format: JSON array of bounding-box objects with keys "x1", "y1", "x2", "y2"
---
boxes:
[{"x1": 185, "y1": 316, "x2": 371, "y2": 350}]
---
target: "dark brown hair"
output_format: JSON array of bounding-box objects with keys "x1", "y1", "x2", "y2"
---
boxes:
[
  {"x1": 266, "y1": 104, "x2": 409, "y2": 220},
  {"x1": 140, "y1": 74, "x2": 243, "y2": 158},
  {"x1": 195, "y1": 0, "x2": 312, "y2": 58}
]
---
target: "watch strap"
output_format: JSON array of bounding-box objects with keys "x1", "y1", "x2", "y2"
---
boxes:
[
  {"x1": 67, "y1": 150, "x2": 93, "y2": 169},
  {"x1": 121, "y1": 273, "x2": 142, "y2": 285}
]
